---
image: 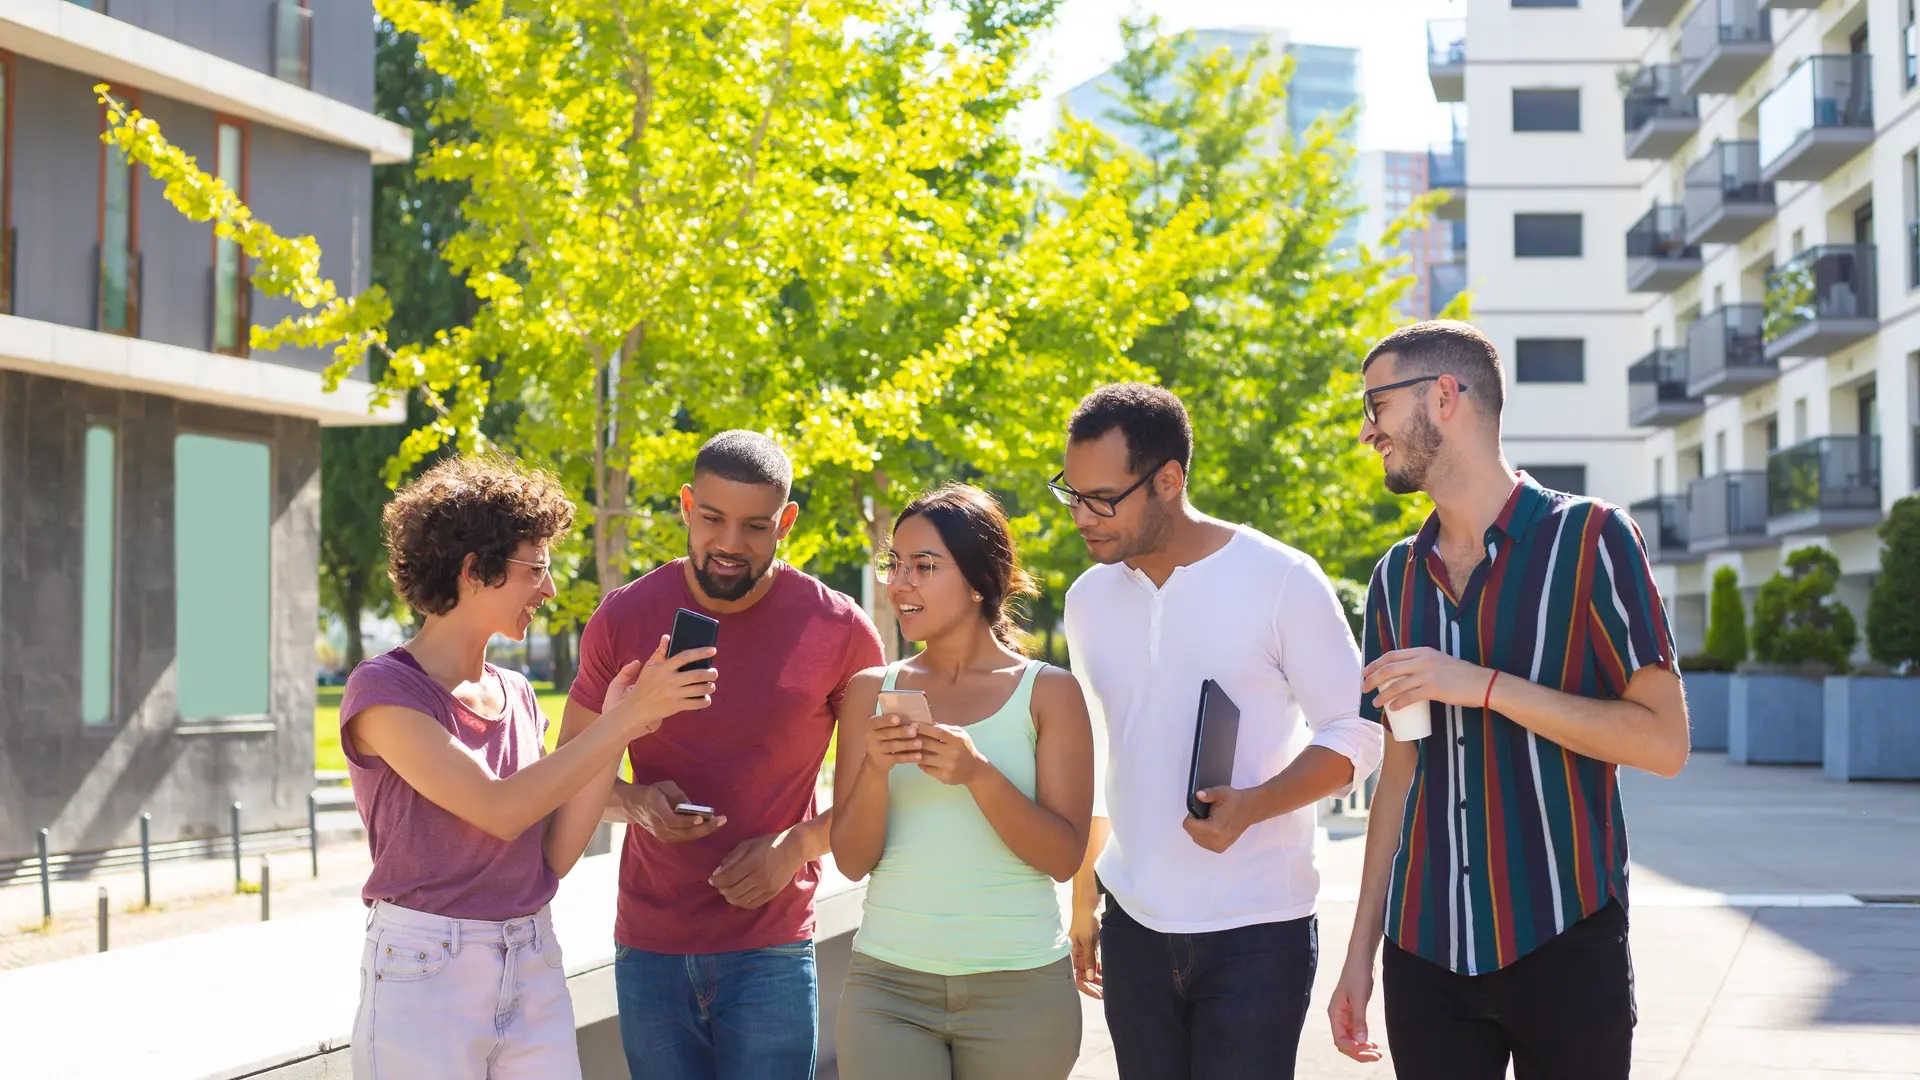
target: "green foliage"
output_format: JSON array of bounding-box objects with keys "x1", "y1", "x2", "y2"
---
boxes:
[
  {"x1": 1867, "y1": 494, "x2": 1920, "y2": 670},
  {"x1": 1703, "y1": 564, "x2": 1748, "y2": 669},
  {"x1": 1752, "y1": 545, "x2": 1857, "y2": 672},
  {"x1": 1678, "y1": 652, "x2": 1731, "y2": 674},
  {"x1": 1328, "y1": 576, "x2": 1366, "y2": 645},
  {"x1": 1763, "y1": 261, "x2": 1815, "y2": 343}
]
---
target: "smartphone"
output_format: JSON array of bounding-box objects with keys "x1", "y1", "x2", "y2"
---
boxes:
[
  {"x1": 673, "y1": 802, "x2": 715, "y2": 818},
  {"x1": 875, "y1": 689, "x2": 936, "y2": 730},
  {"x1": 667, "y1": 608, "x2": 720, "y2": 669}
]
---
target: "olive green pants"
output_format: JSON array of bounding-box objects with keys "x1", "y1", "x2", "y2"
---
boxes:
[{"x1": 835, "y1": 953, "x2": 1082, "y2": 1080}]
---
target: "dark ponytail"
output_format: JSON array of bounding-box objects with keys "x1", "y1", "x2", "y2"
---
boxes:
[{"x1": 893, "y1": 483, "x2": 1037, "y2": 652}]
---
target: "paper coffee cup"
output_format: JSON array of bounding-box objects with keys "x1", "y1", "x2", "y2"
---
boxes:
[{"x1": 1378, "y1": 680, "x2": 1431, "y2": 741}]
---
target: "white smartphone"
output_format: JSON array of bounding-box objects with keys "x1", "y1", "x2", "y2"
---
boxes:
[
  {"x1": 673, "y1": 802, "x2": 715, "y2": 817},
  {"x1": 875, "y1": 688, "x2": 936, "y2": 729}
]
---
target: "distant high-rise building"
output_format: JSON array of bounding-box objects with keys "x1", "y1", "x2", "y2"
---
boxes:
[{"x1": 1356, "y1": 150, "x2": 1462, "y2": 320}]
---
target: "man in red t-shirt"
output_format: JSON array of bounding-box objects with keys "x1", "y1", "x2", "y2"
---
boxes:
[{"x1": 560, "y1": 431, "x2": 883, "y2": 1080}]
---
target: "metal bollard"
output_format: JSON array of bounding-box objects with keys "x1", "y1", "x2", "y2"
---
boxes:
[
  {"x1": 139, "y1": 813, "x2": 153, "y2": 909},
  {"x1": 259, "y1": 857, "x2": 270, "y2": 922},
  {"x1": 38, "y1": 828, "x2": 51, "y2": 928},
  {"x1": 307, "y1": 792, "x2": 319, "y2": 878},
  {"x1": 231, "y1": 802, "x2": 243, "y2": 891},
  {"x1": 97, "y1": 888, "x2": 109, "y2": 952}
]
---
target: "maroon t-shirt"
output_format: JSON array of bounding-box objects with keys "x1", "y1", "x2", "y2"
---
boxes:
[{"x1": 569, "y1": 560, "x2": 883, "y2": 954}]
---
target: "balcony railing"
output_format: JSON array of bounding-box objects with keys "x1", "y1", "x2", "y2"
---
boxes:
[
  {"x1": 274, "y1": 0, "x2": 313, "y2": 89},
  {"x1": 1428, "y1": 20, "x2": 1465, "y2": 103},
  {"x1": 1629, "y1": 494, "x2": 1695, "y2": 563},
  {"x1": 1624, "y1": 0, "x2": 1691, "y2": 29},
  {"x1": 0, "y1": 226, "x2": 13, "y2": 317},
  {"x1": 1910, "y1": 222, "x2": 1919, "y2": 291},
  {"x1": 1758, "y1": 54, "x2": 1873, "y2": 182},
  {"x1": 1429, "y1": 139, "x2": 1466, "y2": 221},
  {"x1": 1685, "y1": 303, "x2": 1773, "y2": 397},
  {"x1": 1626, "y1": 204, "x2": 1702, "y2": 292},
  {"x1": 1628, "y1": 347, "x2": 1703, "y2": 427},
  {"x1": 1681, "y1": 0, "x2": 1772, "y2": 96},
  {"x1": 1430, "y1": 262, "x2": 1466, "y2": 316},
  {"x1": 1683, "y1": 140, "x2": 1775, "y2": 245},
  {"x1": 1763, "y1": 243, "x2": 1877, "y2": 360},
  {"x1": 1767, "y1": 435, "x2": 1882, "y2": 535},
  {"x1": 1688, "y1": 471, "x2": 1771, "y2": 552},
  {"x1": 1624, "y1": 64, "x2": 1700, "y2": 159},
  {"x1": 96, "y1": 244, "x2": 142, "y2": 337}
]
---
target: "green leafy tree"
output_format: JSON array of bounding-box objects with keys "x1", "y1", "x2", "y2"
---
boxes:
[
  {"x1": 1701, "y1": 564, "x2": 1748, "y2": 670},
  {"x1": 1752, "y1": 544, "x2": 1857, "y2": 672},
  {"x1": 1866, "y1": 494, "x2": 1920, "y2": 670}
]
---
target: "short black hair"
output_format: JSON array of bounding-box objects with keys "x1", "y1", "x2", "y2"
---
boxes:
[
  {"x1": 1362, "y1": 320, "x2": 1506, "y2": 417},
  {"x1": 1067, "y1": 383, "x2": 1194, "y2": 479},
  {"x1": 693, "y1": 430, "x2": 793, "y2": 498}
]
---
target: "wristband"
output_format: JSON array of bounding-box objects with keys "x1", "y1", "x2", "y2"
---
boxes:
[{"x1": 1483, "y1": 669, "x2": 1500, "y2": 714}]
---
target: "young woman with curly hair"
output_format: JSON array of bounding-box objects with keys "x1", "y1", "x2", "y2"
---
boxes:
[{"x1": 339, "y1": 455, "x2": 718, "y2": 1080}]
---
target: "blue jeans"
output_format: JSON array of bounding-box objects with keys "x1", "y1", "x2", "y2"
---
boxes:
[
  {"x1": 614, "y1": 940, "x2": 818, "y2": 1080},
  {"x1": 1099, "y1": 901, "x2": 1318, "y2": 1080}
]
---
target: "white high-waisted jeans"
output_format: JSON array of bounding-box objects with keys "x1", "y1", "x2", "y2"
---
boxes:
[{"x1": 352, "y1": 900, "x2": 581, "y2": 1080}]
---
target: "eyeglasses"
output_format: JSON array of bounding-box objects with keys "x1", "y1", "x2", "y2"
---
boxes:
[
  {"x1": 873, "y1": 550, "x2": 941, "y2": 586},
  {"x1": 1362, "y1": 375, "x2": 1467, "y2": 425},
  {"x1": 1047, "y1": 461, "x2": 1170, "y2": 519},
  {"x1": 504, "y1": 557, "x2": 554, "y2": 587}
]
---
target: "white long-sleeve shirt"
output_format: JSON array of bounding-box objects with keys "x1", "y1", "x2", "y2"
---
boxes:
[{"x1": 1065, "y1": 526, "x2": 1383, "y2": 933}]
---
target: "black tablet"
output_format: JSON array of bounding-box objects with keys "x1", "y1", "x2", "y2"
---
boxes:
[{"x1": 1186, "y1": 679, "x2": 1241, "y2": 820}]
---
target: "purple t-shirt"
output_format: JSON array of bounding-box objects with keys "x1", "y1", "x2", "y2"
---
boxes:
[{"x1": 339, "y1": 648, "x2": 558, "y2": 920}]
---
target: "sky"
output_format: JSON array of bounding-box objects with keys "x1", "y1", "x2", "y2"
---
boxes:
[{"x1": 1010, "y1": 0, "x2": 1465, "y2": 152}]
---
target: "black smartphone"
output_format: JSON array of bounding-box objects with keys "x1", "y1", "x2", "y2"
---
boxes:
[
  {"x1": 673, "y1": 802, "x2": 716, "y2": 817},
  {"x1": 667, "y1": 607, "x2": 720, "y2": 669}
]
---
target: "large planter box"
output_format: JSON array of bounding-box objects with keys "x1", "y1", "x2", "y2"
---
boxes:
[
  {"x1": 1823, "y1": 676, "x2": 1920, "y2": 781},
  {"x1": 1682, "y1": 671, "x2": 1732, "y2": 752},
  {"x1": 1729, "y1": 673, "x2": 1825, "y2": 765}
]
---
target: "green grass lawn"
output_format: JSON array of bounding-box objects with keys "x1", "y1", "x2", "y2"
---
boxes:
[{"x1": 315, "y1": 682, "x2": 573, "y2": 776}]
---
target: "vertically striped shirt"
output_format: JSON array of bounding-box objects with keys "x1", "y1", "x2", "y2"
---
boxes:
[{"x1": 1361, "y1": 473, "x2": 1675, "y2": 975}]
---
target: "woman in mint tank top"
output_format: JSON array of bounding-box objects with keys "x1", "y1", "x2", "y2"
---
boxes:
[{"x1": 829, "y1": 483, "x2": 1096, "y2": 1080}]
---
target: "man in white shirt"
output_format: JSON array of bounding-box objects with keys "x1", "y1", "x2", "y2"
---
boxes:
[{"x1": 1059, "y1": 383, "x2": 1384, "y2": 1080}]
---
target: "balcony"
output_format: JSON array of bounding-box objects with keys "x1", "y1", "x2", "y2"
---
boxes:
[
  {"x1": 1628, "y1": 347, "x2": 1704, "y2": 427},
  {"x1": 1685, "y1": 304, "x2": 1773, "y2": 397},
  {"x1": 1758, "y1": 0, "x2": 1821, "y2": 9},
  {"x1": 1625, "y1": 0, "x2": 1690, "y2": 28},
  {"x1": 1627, "y1": 205, "x2": 1703, "y2": 292},
  {"x1": 1629, "y1": 495, "x2": 1698, "y2": 563},
  {"x1": 1429, "y1": 139, "x2": 1466, "y2": 221},
  {"x1": 1688, "y1": 471, "x2": 1772, "y2": 552},
  {"x1": 1624, "y1": 65, "x2": 1700, "y2": 159},
  {"x1": 1681, "y1": 0, "x2": 1772, "y2": 96},
  {"x1": 1428, "y1": 20, "x2": 1465, "y2": 103},
  {"x1": 1758, "y1": 55, "x2": 1873, "y2": 183},
  {"x1": 0, "y1": 226, "x2": 13, "y2": 316},
  {"x1": 1430, "y1": 262, "x2": 1466, "y2": 315},
  {"x1": 273, "y1": 0, "x2": 313, "y2": 89},
  {"x1": 1683, "y1": 141, "x2": 1775, "y2": 245},
  {"x1": 1767, "y1": 435, "x2": 1881, "y2": 535},
  {"x1": 1763, "y1": 244, "x2": 1877, "y2": 361},
  {"x1": 95, "y1": 245, "x2": 142, "y2": 337}
]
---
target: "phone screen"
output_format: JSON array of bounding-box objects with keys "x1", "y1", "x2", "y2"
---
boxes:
[
  {"x1": 876, "y1": 689, "x2": 936, "y2": 728},
  {"x1": 668, "y1": 608, "x2": 720, "y2": 669}
]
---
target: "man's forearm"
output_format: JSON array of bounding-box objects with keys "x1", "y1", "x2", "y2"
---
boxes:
[
  {"x1": 785, "y1": 808, "x2": 834, "y2": 862},
  {"x1": 1249, "y1": 745, "x2": 1357, "y2": 823},
  {"x1": 1071, "y1": 816, "x2": 1111, "y2": 916},
  {"x1": 1489, "y1": 668, "x2": 1683, "y2": 776},
  {"x1": 1344, "y1": 741, "x2": 1414, "y2": 967}
]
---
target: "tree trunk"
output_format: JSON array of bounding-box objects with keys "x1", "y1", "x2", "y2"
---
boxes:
[
  {"x1": 551, "y1": 626, "x2": 577, "y2": 693},
  {"x1": 865, "y1": 491, "x2": 901, "y2": 662},
  {"x1": 342, "y1": 571, "x2": 367, "y2": 672}
]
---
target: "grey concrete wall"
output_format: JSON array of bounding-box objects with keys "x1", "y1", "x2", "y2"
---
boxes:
[
  {"x1": 6, "y1": 56, "x2": 372, "y2": 376},
  {"x1": 0, "y1": 370, "x2": 320, "y2": 862},
  {"x1": 93, "y1": 0, "x2": 375, "y2": 113}
]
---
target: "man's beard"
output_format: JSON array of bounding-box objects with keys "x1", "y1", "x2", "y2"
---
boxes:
[
  {"x1": 1384, "y1": 408, "x2": 1443, "y2": 496},
  {"x1": 690, "y1": 545, "x2": 770, "y2": 602},
  {"x1": 1094, "y1": 495, "x2": 1177, "y2": 566}
]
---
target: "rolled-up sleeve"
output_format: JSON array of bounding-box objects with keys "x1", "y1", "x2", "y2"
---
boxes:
[{"x1": 1276, "y1": 558, "x2": 1384, "y2": 797}]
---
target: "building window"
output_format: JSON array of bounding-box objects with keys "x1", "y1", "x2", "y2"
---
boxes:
[
  {"x1": 98, "y1": 96, "x2": 139, "y2": 335},
  {"x1": 1908, "y1": 151, "x2": 1919, "y2": 289},
  {"x1": 1, "y1": 53, "x2": 12, "y2": 316},
  {"x1": 1512, "y1": 0, "x2": 1579, "y2": 6},
  {"x1": 175, "y1": 434, "x2": 272, "y2": 722},
  {"x1": 1522, "y1": 466, "x2": 1587, "y2": 494},
  {"x1": 274, "y1": 0, "x2": 314, "y2": 88},
  {"x1": 212, "y1": 120, "x2": 249, "y2": 355},
  {"x1": 82, "y1": 425, "x2": 117, "y2": 725},
  {"x1": 1515, "y1": 338, "x2": 1586, "y2": 382},
  {"x1": 1512, "y1": 89, "x2": 1580, "y2": 132},
  {"x1": 1514, "y1": 213, "x2": 1582, "y2": 257},
  {"x1": 1907, "y1": 1, "x2": 1919, "y2": 90}
]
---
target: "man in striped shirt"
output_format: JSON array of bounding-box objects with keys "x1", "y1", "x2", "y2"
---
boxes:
[{"x1": 1327, "y1": 321, "x2": 1689, "y2": 1080}]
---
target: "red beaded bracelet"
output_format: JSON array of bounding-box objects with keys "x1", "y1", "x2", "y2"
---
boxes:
[{"x1": 1483, "y1": 669, "x2": 1500, "y2": 713}]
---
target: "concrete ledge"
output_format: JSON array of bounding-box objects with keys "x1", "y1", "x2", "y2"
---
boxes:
[
  {"x1": 1730, "y1": 673, "x2": 1825, "y2": 765},
  {"x1": 1684, "y1": 672, "x2": 1732, "y2": 753},
  {"x1": 0, "y1": 315, "x2": 402, "y2": 427},
  {"x1": 1823, "y1": 675, "x2": 1920, "y2": 781},
  {"x1": 0, "y1": 0, "x2": 412, "y2": 164}
]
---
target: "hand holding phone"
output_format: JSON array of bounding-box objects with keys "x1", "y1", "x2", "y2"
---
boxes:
[
  {"x1": 668, "y1": 608, "x2": 720, "y2": 670},
  {"x1": 867, "y1": 689, "x2": 935, "y2": 769},
  {"x1": 673, "y1": 802, "x2": 716, "y2": 818}
]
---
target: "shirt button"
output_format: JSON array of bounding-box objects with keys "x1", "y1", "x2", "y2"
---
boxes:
[
  {"x1": 1462, "y1": 864, "x2": 1471, "y2": 876},
  {"x1": 1458, "y1": 800, "x2": 1468, "y2": 811},
  {"x1": 1456, "y1": 736, "x2": 1466, "y2": 746}
]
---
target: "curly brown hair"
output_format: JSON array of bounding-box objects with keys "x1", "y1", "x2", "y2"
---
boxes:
[{"x1": 383, "y1": 456, "x2": 575, "y2": 617}]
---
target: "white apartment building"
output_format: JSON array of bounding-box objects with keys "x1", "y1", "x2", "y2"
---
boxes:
[{"x1": 1431, "y1": 0, "x2": 1920, "y2": 653}]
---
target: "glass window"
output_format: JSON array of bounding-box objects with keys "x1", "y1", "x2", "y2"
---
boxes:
[
  {"x1": 1906, "y1": 1, "x2": 1918, "y2": 90},
  {"x1": 213, "y1": 122, "x2": 246, "y2": 354},
  {"x1": 1515, "y1": 338, "x2": 1586, "y2": 382},
  {"x1": 83, "y1": 425, "x2": 116, "y2": 725},
  {"x1": 1, "y1": 57, "x2": 11, "y2": 316},
  {"x1": 1512, "y1": 0, "x2": 1578, "y2": 6},
  {"x1": 1512, "y1": 89, "x2": 1580, "y2": 132},
  {"x1": 99, "y1": 108, "x2": 137, "y2": 335},
  {"x1": 1514, "y1": 213, "x2": 1582, "y2": 257},
  {"x1": 1521, "y1": 466, "x2": 1587, "y2": 494},
  {"x1": 175, "y1": 434, "x2": 272, "y2": 722}
]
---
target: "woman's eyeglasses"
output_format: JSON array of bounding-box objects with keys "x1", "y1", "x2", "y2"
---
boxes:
[
  {"x1": 504, "y1": 557, "x2": 554, "y2": 587},
  {"x1": 873, "y1": 551, "x2": 942, "y2": 586}
]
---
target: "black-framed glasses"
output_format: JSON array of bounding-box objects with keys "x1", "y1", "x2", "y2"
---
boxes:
[
  {"x1": 1362, "y1": 375, "x2": 1467, "y2": 425},
  {"x1": 1047, "y1": 461, "x2": 1170, "y2": 518}
]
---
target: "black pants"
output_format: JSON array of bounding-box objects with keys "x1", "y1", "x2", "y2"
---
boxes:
[
  {"x1": 1099, "y1": 900, "x2": 1317, "y2": 1080},
  {"x1": 1383, "y1": 899, "x2": 1635, "y2": 1080}
]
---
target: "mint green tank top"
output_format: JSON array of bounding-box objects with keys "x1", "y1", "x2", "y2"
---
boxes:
[{"x1": 851, "y1": 660, "x2": 1069, "y2": 976}]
